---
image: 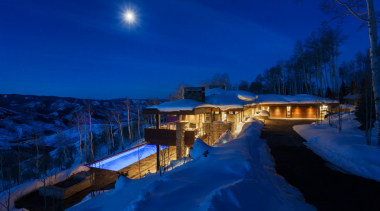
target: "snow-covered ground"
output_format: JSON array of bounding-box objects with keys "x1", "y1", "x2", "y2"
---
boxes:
[
  {"x1": 294, "y1": 112, "x2": 380, "y2": 182},
  {"x1": 0, "y1": 165, "x2": 89, "y2": 211},
  {"x1": 70, "y1": 120, "x2": 313, "y2": 210}
]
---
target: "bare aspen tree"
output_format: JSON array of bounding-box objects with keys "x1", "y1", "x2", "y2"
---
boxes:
[
  {"x1": 86, "y1": 102, "x2": 95, "y2": 161},
  {"x1": 83, "y1": 110, "x2": 88, "y2": 162},
  {"x1": 17, "y1": 145, "x2": 21, "y2": 185},
  {"x1": 74, "y1": 112, "x2": 84, "y2": 163},
  {"x1": 106, "y1": 111, "x2": 115, "y2": 153},
  {"x1": 324, "y1": 0, "x2": 380, "y2": 143},
  {"x1": 102, "y1": 119, "x2": 111, "y2": 155},
  {"x1": 168, "y1": 83, "x2": 187, "y2": 101},
  {"x1": 125, "y1": 97, "x2": 132, "y2": 145},
  {"x1": 135, "y1": 103, "x2": 141, "y2": 139},
  {"x1": 113, "y1": 108, "x2": 124, "y2": 150},
  {"x1": 35, "y1": 134, "x2": 40, "y2": 178}
]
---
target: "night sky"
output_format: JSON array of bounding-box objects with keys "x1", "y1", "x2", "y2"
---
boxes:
[{"x1": 0, "y1": 0, "x2": 369, "y2": 99}]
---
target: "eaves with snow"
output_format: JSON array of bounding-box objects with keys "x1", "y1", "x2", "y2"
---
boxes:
[
  {"x1": 254, "y1": 94, "x2": 338, "y2": 105},
  {"x1": 145, "y1": 88, "x2": 338, "y2": 114}
]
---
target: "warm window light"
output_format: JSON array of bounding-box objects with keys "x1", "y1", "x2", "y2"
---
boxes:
[{"x1": 222, "y1": 112, "x2": 227, "y2": 121}]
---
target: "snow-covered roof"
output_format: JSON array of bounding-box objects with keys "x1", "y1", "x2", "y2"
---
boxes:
[
  {"x1": 253, "y1": 94, "x2": 338, "y2": 105},
  {"x1": 145, "y1": 89, "x2": 338, "y2": 113},
  {"x1": 147, "y1": 99, "x2": 203, "y2": 112},
  {"x1": 198, "y1": 89, "x2": 255, "y2": 110}
]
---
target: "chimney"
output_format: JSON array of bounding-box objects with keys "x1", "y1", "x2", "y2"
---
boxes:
[{"x1": 184, "y1": 87, "x2": 205, "y2": 102}]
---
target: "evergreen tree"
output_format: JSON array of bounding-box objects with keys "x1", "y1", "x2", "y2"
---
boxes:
[
  {"x1": 238, "y1": 81, "x2": 249, "y2": 91},
  {"x1": 249, "y1": 75, "x2": 264, "y2": 94}
]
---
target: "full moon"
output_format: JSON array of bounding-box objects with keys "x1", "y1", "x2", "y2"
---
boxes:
[{"x1": 123, "y1": 10, "x2": 136, "y2": 24}]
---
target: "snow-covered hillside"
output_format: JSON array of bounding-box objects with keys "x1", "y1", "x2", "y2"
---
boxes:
[
  {"x1": 0, "y1": 94, "x2": 161, "y2": 147},
  {"x1": 70, "y1": 120, "x2": 314, "y2": 210},
  {"x1": 0, "y1": 93, "x2": 163, "y2": 195}
]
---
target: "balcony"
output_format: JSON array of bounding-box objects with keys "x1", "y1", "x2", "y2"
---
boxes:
[{"x1": 144, "y1": 128, "x2": 197, "y2": 147}]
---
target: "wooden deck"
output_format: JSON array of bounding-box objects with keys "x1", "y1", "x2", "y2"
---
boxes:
[{"x1": 15, "y1": 167, "x2": 119, "y2": 211}]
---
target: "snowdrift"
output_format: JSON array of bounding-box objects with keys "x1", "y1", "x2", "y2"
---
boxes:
[
  {"x1": 294, "y1": 112, "x2": 380, "y2": 182},
  {"x1": 70, "y1": 120, "x2": 313, "y2": 211},
  {"x1": 190, "y1": 138, "x2": 213, "y2": 159}
]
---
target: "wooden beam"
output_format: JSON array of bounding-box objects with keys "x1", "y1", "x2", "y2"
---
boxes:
[
  {"x1": 156, "y1": 114, "x2": 160, "y2": 129},
  {"x1": 156, "y1": 113, "x2": 160, "y2": 172},
  {"x1": 156, "y1": 144, "x2": 160, "y2": 172}
]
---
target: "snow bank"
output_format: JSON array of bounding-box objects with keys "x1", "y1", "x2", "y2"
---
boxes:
[
  {"x1": 294, "y1": 112, "x2": 380, "y2": 182},
  {"x1": 213, "y1": 129, "x2": 235, "y2": 146},
  {"x1": 0, "y1": 165, "x2": 89, "y2": 210},
  {"x1": 69, "y1": 121, "x2": 313, "y2": 211},
  {"x1": 254, "y1": 110, "x2": 270, "y2": 117},
  {"x1": 189, "y1": 138, "x2": 213, "y2": 159}
]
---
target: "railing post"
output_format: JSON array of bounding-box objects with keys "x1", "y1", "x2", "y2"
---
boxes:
[{"x1": 156, "y1": 114, "x2": 160, "y2": 172}]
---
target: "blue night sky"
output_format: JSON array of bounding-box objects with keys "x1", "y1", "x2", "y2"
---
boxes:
[{"x1": 0, "y1": 0, "x2": 369, "y2": 99}]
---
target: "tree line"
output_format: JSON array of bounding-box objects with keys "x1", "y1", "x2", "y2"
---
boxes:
[{"x1": 0, "y1": 98, "x2": 161, "y2": 195}]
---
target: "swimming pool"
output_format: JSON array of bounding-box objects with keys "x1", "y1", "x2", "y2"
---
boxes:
[{"x1": 88, "y1": 144, "x2": 168, "y2": 171}]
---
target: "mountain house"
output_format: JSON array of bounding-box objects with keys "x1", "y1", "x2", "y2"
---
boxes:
[{"x1": 143, "y1": 87, "x2": 339, "y2": 160}]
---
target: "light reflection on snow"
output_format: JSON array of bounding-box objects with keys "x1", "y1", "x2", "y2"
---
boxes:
[{"x1": 88, "y1": 144, "x2": 167, "y2": 171}]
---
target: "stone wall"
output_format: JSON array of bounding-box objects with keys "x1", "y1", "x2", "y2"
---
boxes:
[
  {"x1": 202, "y1": 121, "x2": 232, "y2": 146},
  {"x1": 176, "y1": 121, "x2": 188, "y2": 159}
]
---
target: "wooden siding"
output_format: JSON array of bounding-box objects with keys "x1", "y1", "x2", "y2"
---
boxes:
[
  {"x1": 291, "y1": 106, "x2": 319, "y2": 118},
  {"x1": 269, "y1": 106, "x2": 287, "y2": 118}
]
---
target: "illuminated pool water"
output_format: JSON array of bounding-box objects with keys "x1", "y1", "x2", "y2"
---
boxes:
[{"x1": 88, "y1": 144, "x2": 168, "y2": 171}]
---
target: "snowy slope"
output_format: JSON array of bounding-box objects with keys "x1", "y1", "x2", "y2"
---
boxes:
[
  {"x1": 70, "y1": 121, "x2": 314, "y2": 211},
  {"x1": 0, "y1": 93, "x2": 160, "y2": 146},
  {"x1": 294, "y1": 112, "x2": 380, "y2": 182},
  {"x1": 0, "y1": 165, "x2": 89, "y2": 210}
]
